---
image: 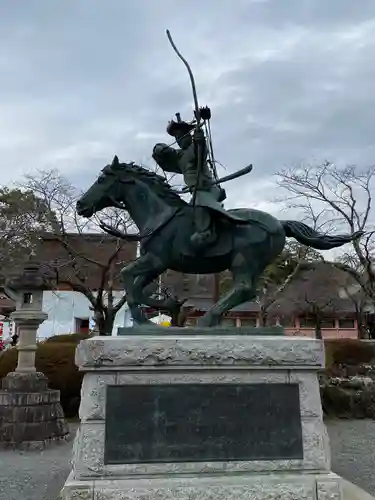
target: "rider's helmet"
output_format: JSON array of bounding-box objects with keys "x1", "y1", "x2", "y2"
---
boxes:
[{"x1": 166, "y1": 119, "x2": 194, "y2": 137}]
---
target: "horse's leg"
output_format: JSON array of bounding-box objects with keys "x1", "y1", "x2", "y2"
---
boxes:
[
  {"x1": 120, "y1": 253, "x2": 171, "y2": 324},
  {"x1": 133, "y1": 274, "x2": 180, "y2": 311},
  {"x1": 196, "y1": 252, "x2": 258, "y2": 327},
  {"x1": 120, "y1": 256, "x2": 156, "y2": 324}
]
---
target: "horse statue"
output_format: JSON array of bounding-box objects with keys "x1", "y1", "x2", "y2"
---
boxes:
[{"x1": 76, "y1": 156, "x2": 362, "y2": 327}]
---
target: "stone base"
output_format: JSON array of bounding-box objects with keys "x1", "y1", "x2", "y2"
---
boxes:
[
  {"x1": 0, "y1": 371, "x2": 69, "y2": 449},
  {"x1": 62, "y1": 334, "x2": 342, "y2": 499},
  {"x1": 117, "y1": 325, "x2": 284, "y2": 336},
  {"x1": 62, "y1": 471, "x2": 345, "y2": 500}
]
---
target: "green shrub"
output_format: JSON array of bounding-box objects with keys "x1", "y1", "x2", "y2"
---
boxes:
[
  {"x1": 324, "y1": 339, "x2": 375, "y2": 367},
  {"x1": 321, "y1": 383, "x2": 375, "y2": 418},
  {"x1": 0, "y1": 347, "x2": 18, "y2": 375},
  {"x1": 44, "y1": 332, "x2": 92, "y2": 344},
  {"x1": 0, "y1": 341, "x2": 83, "y2": 418}
]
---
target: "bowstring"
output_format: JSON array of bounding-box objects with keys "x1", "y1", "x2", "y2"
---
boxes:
[{"x1": 204, "y1": 120, "x2": 219, "y2": 181}]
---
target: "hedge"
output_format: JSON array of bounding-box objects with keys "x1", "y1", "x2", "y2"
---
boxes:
[
  {"x1": 325, "y1": 339, "x2": 375, "y2": 368},
  {"x1": 0, "y1": 333, "x2": 87, "y2": 418},
  {"x1": 321, "y1": 382, "x2": 375, "y2": 418},
  {"x1": 44, "y1": 332, "x2": 92, "y2": 344},
  {"x1": 322, "y1": 339, "x2": 375, "y2": 418}
]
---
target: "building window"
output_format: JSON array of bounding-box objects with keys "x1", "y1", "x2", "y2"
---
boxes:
[
  {"x1": 240, "y1": 318, "x2": 257, "y2": 327},
  {"x1": 75, "y1": 318, "x2": 90, "y2": 334},
  {"x1": 338, "y1": 318, "x2": 355, "y2": 329},
  {"x1": 320, "y1": 318, "x2": 336, "y2": 329},
  {"x1": 299, "y1": 317, "x2": 316, "y2": 328},
  {"x1": 221, "y1": 317, "x2": 236, "y2": 327}
]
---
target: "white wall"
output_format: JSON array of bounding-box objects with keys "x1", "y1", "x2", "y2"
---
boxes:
[
  {"x1": 36, "y1": 290, "x2": 132, "y2": 339},
  {"x1": 0, "y1": 318, "x2": 12, "y2": 340}
]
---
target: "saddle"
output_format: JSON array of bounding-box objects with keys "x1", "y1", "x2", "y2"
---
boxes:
[{"x1": 180, "y1": 209, "x2": 267, "y2": 258}]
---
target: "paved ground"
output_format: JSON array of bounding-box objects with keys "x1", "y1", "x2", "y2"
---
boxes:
[
  {"x1": 0, "y1": 426, "x2": 78, "y2": 500},
  {"x1": 0, "y1": 420, "x2": 374, "y2": 500},
  {"x1": 328, "y1": 419, "x2": 375, "y2": 495}
]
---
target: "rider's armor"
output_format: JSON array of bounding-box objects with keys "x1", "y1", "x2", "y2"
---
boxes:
[{"x1": 152, "y1": 118, "x2": 226, "y2": 251}]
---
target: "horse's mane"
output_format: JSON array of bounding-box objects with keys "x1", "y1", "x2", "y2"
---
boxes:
[{"x1": 110, "y1": 162, "x2": 187, "y2": 207}]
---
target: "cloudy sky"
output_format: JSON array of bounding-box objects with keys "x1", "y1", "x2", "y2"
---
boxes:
[{"x1": 1, "y1": 0, "x2": 375, "y2": 212}]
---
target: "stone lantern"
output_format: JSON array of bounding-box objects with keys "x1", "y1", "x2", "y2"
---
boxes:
[
  {"x1": 7, "y1": 263, "x2": 49, "y2": 373},
  {"x1": 0, "y1": 264, "x2": 69, "y2": 449}
]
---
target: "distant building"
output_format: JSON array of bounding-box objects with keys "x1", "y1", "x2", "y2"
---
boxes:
[
  {"x1": 2, "y1": 232, "x2": 374, "y2": 340},
  {"x1": 161, "y1": 263, "x2": 374, "y2": 339},
  {"x1": 267, "y1": 261, "x2": 374, "y2": 339},
  {"x1": 1, "y1": 233, "x2": 137, "y2": 339}
]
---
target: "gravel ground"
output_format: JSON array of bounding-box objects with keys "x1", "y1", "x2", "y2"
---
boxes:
[
  {"x1": 0, "y1": 425, "x2": 78, "y2": 500},
  {"x1": 328, "y1": 419, "x2": 375, "y2": 495},
  {"x1": 0, "y1": 420, "x2": 374, "y2": 500}
]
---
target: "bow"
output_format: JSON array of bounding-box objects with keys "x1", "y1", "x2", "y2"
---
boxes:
[
  {"x1": 166, "y1": 29, "x2": 203, "y2": 208},
  {"x1": 166, "y1": 30, "x2": 200, "y2": 122}
]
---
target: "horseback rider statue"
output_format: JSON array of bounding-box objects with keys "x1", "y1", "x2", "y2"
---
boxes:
[
  {"x1": 75, "y1": 28, "x2": 364, "y2": 327},
  {"x1": 151, "y1": 31, "x2": 253, "y2": 253},
  {"x1": 152, "y1": 109, "x2": 227, "y2": 251}
]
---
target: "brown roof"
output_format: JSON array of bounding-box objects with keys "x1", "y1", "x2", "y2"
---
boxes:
[
  {"x1": 165, "y1": 263, "x2": 362, "y2": 317},
  {"x1": 36, "y1": 233, "x2": 137, "y2": 291},
  {"x1": 268, "y1": 261, "x2": 360, "y2": 317}
]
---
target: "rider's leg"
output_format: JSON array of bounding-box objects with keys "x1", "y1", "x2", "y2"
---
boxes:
[{"x1": 190, "y1": 206, "x2": 215, "y2": 250}]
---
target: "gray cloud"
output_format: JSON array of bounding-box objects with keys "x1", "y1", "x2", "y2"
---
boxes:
[{"x1": 1, "y1": 0, "x2": 375, "y2": 210}]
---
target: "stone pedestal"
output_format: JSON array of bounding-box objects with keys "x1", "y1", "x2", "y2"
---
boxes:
[
  {"x1": 11, "y1": 309, "x2": 48, "y2": 373},
  {"x1": 0, "y1": 371, "x2": 69, "y2": 449},
  {"x1": 62, "y1": 330, "x2": 345, "y2": 500},
  {"x1": 0, "y1": 309, "x2": 69, "y2": 449}
]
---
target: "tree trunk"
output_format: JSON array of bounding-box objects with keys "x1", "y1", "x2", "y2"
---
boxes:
[
  {"x1": 367, "y1": 317, "x2": 375, "y2": 339},
  {"x1": 213, "y1": 273, "x2": 220, "y2": 303},
  {"x1": 96, "y1": 310, "x2": 115, "y2": 336},
  {"x1": 258, "y1": 309, "x2": 267, "y2": 327},
  {"x1": 356, "y1": 311, "x2": 368, "y2": 339},
  {"x1": 315, "y1": 316, "x2": 322, "y2": 340},
  {"x1": 170, "y1": 306, "x2": 182, "y2": 327}
]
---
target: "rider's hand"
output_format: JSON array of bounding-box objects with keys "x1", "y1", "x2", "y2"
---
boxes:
[{"x1": 194, "y1": 128, "x2": 205, "y2": 142}]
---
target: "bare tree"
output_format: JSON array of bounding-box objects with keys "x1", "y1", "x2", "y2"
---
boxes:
[
  {"x1": 302, "y1": 293, "x2": 336, "y2": 340},
  {"x1": 257, "y1": 241, "x2": 323, "y2": 326},
  {"x1": 277, "y1": 162, "x2": 375, "y2": 308},
  {"x1": 268, "y1": 261, "x2": 347, "y2": 338},
  {"x1": 338, "y1": 281, "x2": 371, "y2": 339},
  {"x1": 21, "y1": 169, "x2": 136, "y2": 335}
]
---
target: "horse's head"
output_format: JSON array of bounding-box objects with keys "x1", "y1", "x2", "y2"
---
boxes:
[{"x1": 76, "y1": 155, "x2": 134, "y2": 217}]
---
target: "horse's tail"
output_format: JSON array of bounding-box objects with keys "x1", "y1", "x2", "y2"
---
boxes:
[{"x1": 280, "y1": 220, "x2": 363, "y2": 250}]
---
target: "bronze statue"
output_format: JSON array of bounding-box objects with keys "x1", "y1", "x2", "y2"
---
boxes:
[
  {"x1": 75, "y1": 30, "x2": 363, "y2": 327},
  {"x1": 152, "y1": 110, "x2": 246, "y2": 252},
  {"x1": 76, "y1": 156, "x2": 362, "y2": 327}
]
